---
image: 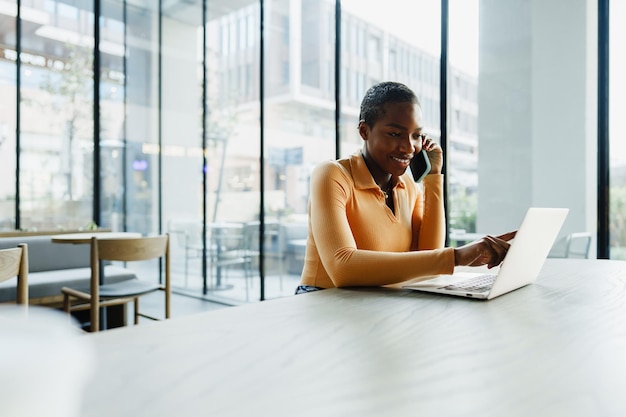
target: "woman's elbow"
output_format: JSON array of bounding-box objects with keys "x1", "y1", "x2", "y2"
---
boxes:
[
  {"x1": 330, "y1": 275, "x2": 355, "y2": 288},
  {"x1": 325, "y1": 248, "x2": 361, "y2": 287},
  {"x1": 327, "y1": 264, "x2": 364, "y2": 287}
]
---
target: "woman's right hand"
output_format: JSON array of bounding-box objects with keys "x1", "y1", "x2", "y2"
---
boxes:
[{"x1": 454, "y1": 231, "x2": 517, "y2": 269}]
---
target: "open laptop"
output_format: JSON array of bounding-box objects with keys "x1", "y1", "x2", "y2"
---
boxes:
[{"x1": 403, "y1": 207, "x2": 569, "y2": 300}]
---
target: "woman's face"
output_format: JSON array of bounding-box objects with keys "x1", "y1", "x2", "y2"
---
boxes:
[{"x1": 360, "y1": 101, "x2": 424, "y2": 178}]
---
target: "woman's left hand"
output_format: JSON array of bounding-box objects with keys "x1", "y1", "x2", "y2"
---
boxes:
[{"x1": 421, "y1": 135, "x2": 443, "y2": 174}]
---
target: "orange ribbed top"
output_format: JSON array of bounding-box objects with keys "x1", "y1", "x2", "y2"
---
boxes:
[{"x1": 299, "y1": 152, "x2": 455, "y2": 288}]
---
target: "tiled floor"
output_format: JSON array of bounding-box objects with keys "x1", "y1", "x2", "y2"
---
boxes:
[
  {"x1": 167, "y1": 257, "x2": 303, "y2": 304},
  {"x1": 137, "y1": 290, "x2": 230, "y2": 319}
]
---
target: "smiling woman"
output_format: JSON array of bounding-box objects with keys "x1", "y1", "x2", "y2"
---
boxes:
[{"x1": 296, "y1": 81, "x2": 514, "y2": 292}]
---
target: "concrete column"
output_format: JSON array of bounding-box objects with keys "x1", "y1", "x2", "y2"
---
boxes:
[{"x1": 478, "y1": 0, "x2": 597, "y2": 247}]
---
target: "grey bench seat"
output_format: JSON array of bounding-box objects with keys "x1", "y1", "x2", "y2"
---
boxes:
[
  {"x1": 0, "y1": 265, "x2": 137, "y2": 303},
  {"x1": 0, "y1": 234, "x2": 137, "y2": 304}
]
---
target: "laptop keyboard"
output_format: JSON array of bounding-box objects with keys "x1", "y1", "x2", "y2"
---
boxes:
[{"x1": 442, "y1": 274, "x2": 497, "y2": 293}]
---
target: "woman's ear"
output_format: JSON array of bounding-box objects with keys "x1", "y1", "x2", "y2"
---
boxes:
[{"x1": 358, "y1": 120, "x2": 369, "y2": 141}]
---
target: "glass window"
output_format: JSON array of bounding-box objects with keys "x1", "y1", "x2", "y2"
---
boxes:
[
  {"x1": 99, "y1": 0, "x2": 125, "y2": 233},
  {"x1": 58, "y1": 3, "x2": 78, "y2": 20},
  {"x1": 239, "y1": 15, "x2": 247, "y2": 49},
  {"x1": 610, "y1": 1, "x2": 626, "y2": 259},
  {"x1": 261, "y1": 0, "x2": 335, "y2": 301},
  {"x1": 340, "y1": 0, "x2": 441, "y2": 158},
  {"x1": 154, "y1": 0, "x2": 204, "y2": 293},
  {"x1": 246, "y1": 14, "x2": 255, "y2": 47},
  {"x1": 44, "y1": 0, "x2": 55, "y2": 14},
  {"x1": 221, "y1": 22, "x2": 229, "y2": 55},
  {"x1": 0, "y1": 1, "x2": 17, "y2": 231},
  {"x1": 301, "y1": 0, "x2": 320, "y2": 88},
  {"x1": 19, "y1": 2, "x2": 95, "y2": 231},
  {"x1": 123, "y1": 2, "x2": 158, "y2": 236},
  {"x1": 170, "y1": 0, "x2": 261, "y2": 303},
  {"x1": 367, "y1": 35, "x2": 380, "y2": 62}
]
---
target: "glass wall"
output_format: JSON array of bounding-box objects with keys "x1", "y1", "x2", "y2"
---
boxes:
[
  {"x1": 20, "y1": 0, "x2": 95, "y2": 230},
  {"x1": 123, "y1": 1, "x2": 159, "y2": 235},
  {"x1": 200, "y1": 0, "x2": 262, "y2": 302},
  {"x1": 0, "y1": 0, "x2": 16, "y2": 230},
  {"x1": 261, "y1": 0, "x2": 335, "y2": 299},
  {"x1": 1, "y1": 0, "x2": 621, "y2": 304},
  {"x1": 160, "y1": 0, "x2": 204, "y2": 291},
  {"x1": 448, "y1": 0, "x2": 478, "y2": 237},
  {"x1": 610, "y1": 0, "x2": 626, "y2": 260},
  {"x1": 100, "y1": 0, "x2": 127, "y2": 232}
]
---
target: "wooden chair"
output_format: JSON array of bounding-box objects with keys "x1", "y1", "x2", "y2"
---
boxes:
[
  {"x1": 61, "y1": 235, "x2": 170, "y2": 332},
  {"x1": 0, "y1": 244, "x2": 29, "y2": 307}
]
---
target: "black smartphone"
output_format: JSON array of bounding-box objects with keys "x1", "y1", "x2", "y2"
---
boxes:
[{"x1": 410, "y1": 150, "x2": 431, "y2": 183}]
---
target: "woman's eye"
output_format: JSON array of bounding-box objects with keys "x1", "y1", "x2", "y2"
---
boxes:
[{"x1": 388, "y1": 132, "x2": 400, "y2": 138}]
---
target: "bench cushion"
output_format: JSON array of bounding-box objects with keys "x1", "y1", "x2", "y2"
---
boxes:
[
  {"x1": 0, "y1": 236, "x2": 91, "y2": 272},
  {"x1": 0, "y1": 266, "x2": 137, "y2": 303}
]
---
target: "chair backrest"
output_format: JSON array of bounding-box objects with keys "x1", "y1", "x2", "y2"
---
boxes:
[
  {"x1": 93, "y1": 235, "x2": 170, "y2": 262},
  {"x1": 90, "y1": 235, "x2": 170, "y2": 297},
  {"x1": 0, "y1": 244, "x2": 29, "y2": 305},
  {"x1": 564, "y1": 232, "x2": 592, "y2": 259}
]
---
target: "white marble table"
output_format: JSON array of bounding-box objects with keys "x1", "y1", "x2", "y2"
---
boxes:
[{"x1": 81, "y1": 259, "x2": 626, "y2": 417}]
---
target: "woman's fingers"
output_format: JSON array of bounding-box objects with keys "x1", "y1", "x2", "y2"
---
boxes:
[
  {"x1": 455, "y1": 233, "x2": 514, "y2": 268},
  {"x1": 495, "y1": 230, "x2": 517, "y2": 242},
  {"x1": 482, "y1": 235, "x2": 512, "y2": 268}
]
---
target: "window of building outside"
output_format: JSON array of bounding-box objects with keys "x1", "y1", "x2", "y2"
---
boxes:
[
  {"x1": 16, "y1": 1, "x2": 95, "y2": 231},
  {"x1": 339, "y1": 0, "x2": 441, "y2": 160},
  {"x1": 610, "y1": 1, "x2": 626, "y2": 260}
]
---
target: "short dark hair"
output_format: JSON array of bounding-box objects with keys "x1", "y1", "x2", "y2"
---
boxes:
[{"x1": 359, "y1": 81, "x2": 420, "y2": 128}]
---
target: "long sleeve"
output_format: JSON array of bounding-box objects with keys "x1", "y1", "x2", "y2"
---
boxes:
[{"x1": 413, "y1": 174, "x2": 447, "y2": 250}]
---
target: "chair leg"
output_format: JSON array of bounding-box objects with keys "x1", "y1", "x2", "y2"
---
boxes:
[
  {"x1": 91, "y1": 303, "x2": 99, "y2": 333},
  {"x1": 63, "y1": 293, "x2": 71, "y2": 314},
  {"x1": 134, "y1": 298, "x2": 140, "y2": 325}
]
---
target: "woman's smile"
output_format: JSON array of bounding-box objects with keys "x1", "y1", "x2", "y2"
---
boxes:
[{"x1": 389, "y1": 154, "x2": 412, "y2": 172}]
